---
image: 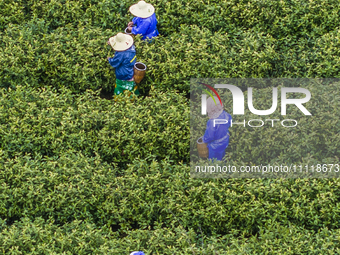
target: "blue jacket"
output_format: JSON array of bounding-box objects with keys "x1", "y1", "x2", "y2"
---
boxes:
[
  {"x1": 132, "y1": 13, "x2": 159, "y2": 40},
  {"x1": 203, "y1": 111, "x2": 232, "y2": 161},
  {"x1": 108, "y1": 45, "x2": 136, "y2": 80}
]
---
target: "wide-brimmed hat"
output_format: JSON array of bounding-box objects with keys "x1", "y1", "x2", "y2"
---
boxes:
[
  {"x1": 109, "y1": 33, "x2": 134, "y2": 51},
  {"x1": 129, "y1": 1, "x2": 155, "y2": 18},
  {"x1": 207, "y1": 96, "x2": 224, "y2": 119}
]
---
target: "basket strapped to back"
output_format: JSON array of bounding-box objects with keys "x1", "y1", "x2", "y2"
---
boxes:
[{"x1": 197, "y1": 136, "x2": 209, "y2": 158}]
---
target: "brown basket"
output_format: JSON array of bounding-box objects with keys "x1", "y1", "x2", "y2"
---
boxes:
[
  {"x1": 134, "y1": 62, "x2": 146, "y2": 84},
  {"x1": 197, "y1": 137, "x2": 209, "y2": 158}
]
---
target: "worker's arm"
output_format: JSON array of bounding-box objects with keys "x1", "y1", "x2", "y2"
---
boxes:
[
  {"x1": 127, "y1": 17, "x2": 139, "y2": 31},
  {"x1": 108, "y1": 53, "x2": 122, "y2": 68},
  {"x1": 131, "y1": 18, "x2": 151, "y2": 36}
]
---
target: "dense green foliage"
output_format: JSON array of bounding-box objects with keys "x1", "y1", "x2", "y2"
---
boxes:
[
  {"x1": 1, "y1": 0, "x2": 340, "y2": 35},
  {"x1": 0, "y1": 86, "x2": 189, "y2": 163},
  {"x1": 1, "y1": 217, "x2": 340, "y2": 254},
  {"x1": 1, "y1": 0, "x2": 340, "y2": 92},
  {"x1": 0, "y1": 85, "x2": 339, "y2": 253},
  {"x1": 1, "y1": 0, "x2": 340, "y2": 253},
  {"x1": 0, "y1": 21, "x2": 114, "y2": 92}
]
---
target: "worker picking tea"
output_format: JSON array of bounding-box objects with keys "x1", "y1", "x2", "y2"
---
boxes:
[
  {"x1": 202, "y1": 96, "x2": 232, "y2": 161},
  {"x1": 107, "y1": 33, "x2": 140, "y2": 96},
  {"x1": 126, "y1": 1, "x2": 159, "y2": 40}
]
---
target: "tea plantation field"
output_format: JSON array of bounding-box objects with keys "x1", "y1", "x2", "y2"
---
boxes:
[{"x1": 1, "y1": 0, "x2": 340, "y2": 254}]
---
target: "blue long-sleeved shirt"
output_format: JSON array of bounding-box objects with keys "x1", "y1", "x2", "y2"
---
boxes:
[
  {"x1": 203, "y1": 111, "x2": 232, "y2": 150},
  {"x1": 131, "y1": 13, "x2": 159, "y2": 40},
  {"x1": 108, "y1": 45, "x2": 136, "y2": 80}
]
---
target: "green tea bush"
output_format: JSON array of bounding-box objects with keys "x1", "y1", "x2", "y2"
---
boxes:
[
  {"x1": 1, "y1": 0, "x2": 340, "y2": 253},
  {"x1": 1, "y1": 21, "x2": 280, "y2": 92},
  {"x1": 137, "y1": 26, "x2": 279, "y2": 91},
  {"x1": 1, "y1": 21, "x2": 340, "y2": 93},
  {"x1": 0, "y1": 86, "x2": 338, "y2": 238},
  {"x1": 138, "y1": 26, "x2": 340, "y2": 91},
  {"x1": 0, "y1": 0, "x2": 131, "y2": 31},
  {"x1": 0, "y1": 218, "x2": 340, "y2": 254},
  {"x1": 2, "y1": 152, "x2": 340, "y2": 243},
  {"x1": 0, "y1": 85, "x2": 189, "y2": 163},
  {"x1": 0, "y1": 20, "x2": 116, "y2": 92},
  {"x1": 2, "y1": 0, "x2": 340, "y2": 38},
  {"x1": 154, "y1": 0, "x2": 340, "y2": 38},
  {"x1": 0, "y1": 1, "x2": 26, "y2": 31}
]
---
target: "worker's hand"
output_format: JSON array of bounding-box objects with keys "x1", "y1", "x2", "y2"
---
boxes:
[
  {"x1": 107, "y1": 40, "x2": 111, "y2": 46},
  {"x1": 128, "y1": 22, "x2": 134, "y2": 27},
  {"x1": 107, "y1": 57, "x2": 110, "y2": 61},
  {"x1": 126, "y1": 27, "x2": 132, "y2": 32}
]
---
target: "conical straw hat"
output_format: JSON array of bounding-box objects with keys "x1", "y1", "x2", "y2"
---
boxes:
[
  {"x1": 109, "y1": 33, "x2": 134, "y2": 51},
  {"x1": 129, "y1": 1, "x2": 155, "y2": 18},
  {"x1": 207, "y1": 96, "x2": 223, "y2": 119}
]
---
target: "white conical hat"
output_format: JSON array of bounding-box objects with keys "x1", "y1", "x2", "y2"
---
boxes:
[
  {"x1": 129, "y1": 1, "x2": 155, "y2": 18},
  {"x1": 207, "y1": 96, "x2": 223, "y2": 119},
  {"x1": 109, "y1": 33, "x2": 134, "y2": 51}
]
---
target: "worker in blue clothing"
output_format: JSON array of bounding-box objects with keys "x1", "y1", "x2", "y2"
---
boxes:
[
  {"x1": 107, "y1": 33, "x2": 139, "y2": 96},
  {"x1": 203, "y1": 96, "x2": 232, "y2": 161},
  {"x1": 126, "y1": 1, "x2": 159, "y2": 40}
]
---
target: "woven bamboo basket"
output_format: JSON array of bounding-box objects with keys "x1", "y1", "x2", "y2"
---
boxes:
[
  {"x1": 134, "y1": 62, "x2": 147, "y2": 84},
  {"x1": 197, "y1": 137, "x2": 209, "y2": 158}
]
